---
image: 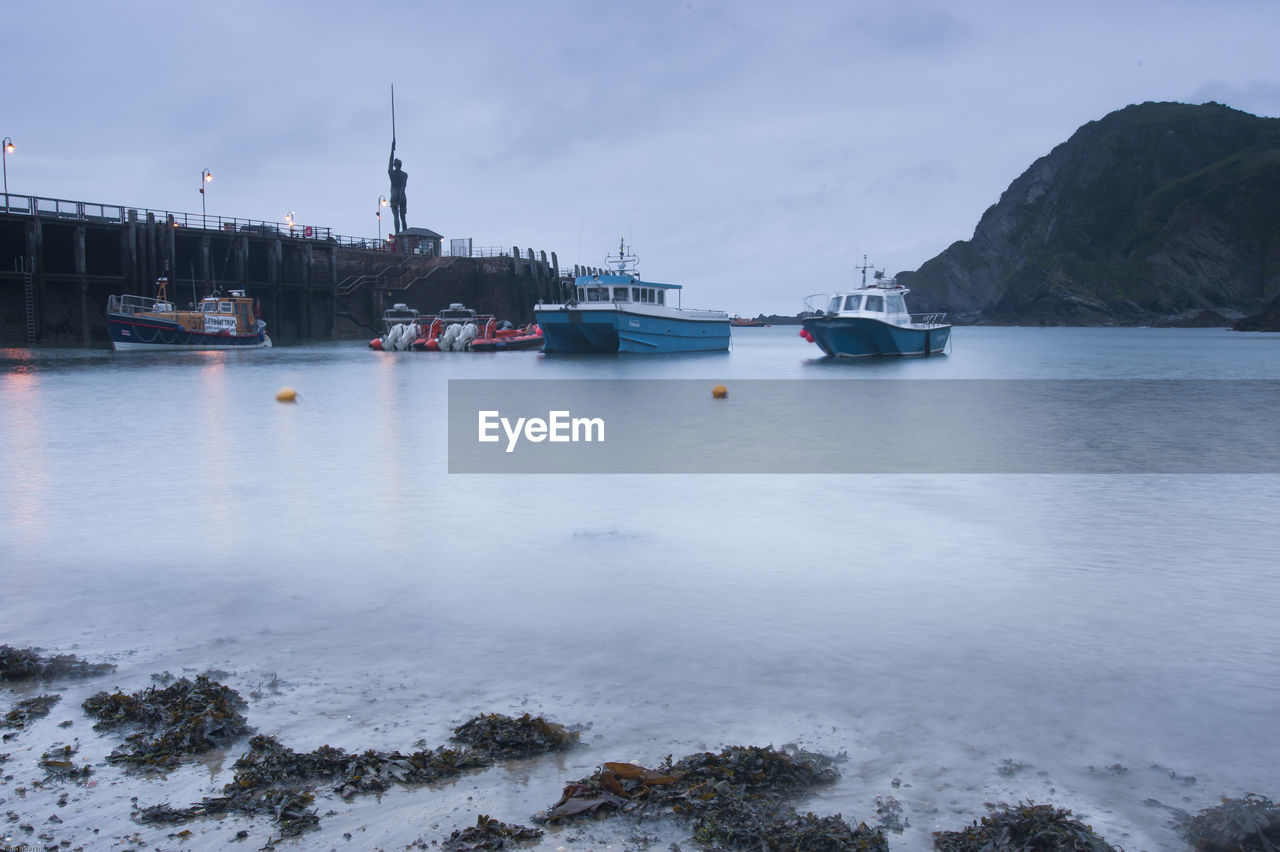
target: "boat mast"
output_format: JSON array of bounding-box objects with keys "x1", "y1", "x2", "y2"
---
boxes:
[{"x1": 856, "y1": 254, "x2": 871, "y2": 287}]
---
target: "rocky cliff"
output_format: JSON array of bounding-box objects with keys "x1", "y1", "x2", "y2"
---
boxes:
[{"x1": 897, "y1": 102, "x2": 1280, "y2": 326}]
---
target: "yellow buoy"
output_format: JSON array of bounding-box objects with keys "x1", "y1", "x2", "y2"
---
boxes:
[
  {"x1": 711, "y1": 384, "x2": 728, "y2": 399},
  {"x1": 276, "y1": 387, "x2": 298, "y2": 403}
]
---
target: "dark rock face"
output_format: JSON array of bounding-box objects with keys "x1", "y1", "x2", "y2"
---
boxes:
[
  {"x1": 898, "y1": 102, "x2": 1280, "y2": 326},
  {"x1": 1234, "y1": 292, "x2": 1280, "y2": 330}
]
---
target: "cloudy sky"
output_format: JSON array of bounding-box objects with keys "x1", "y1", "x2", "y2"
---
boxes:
[{"x1": 6, "y1": 1, "x2": 1278, "y2": 315}]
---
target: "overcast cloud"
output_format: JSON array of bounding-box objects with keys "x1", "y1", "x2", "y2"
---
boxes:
[{"x1": 6, "y1": 0, "x2": 1278, "y2": 315}]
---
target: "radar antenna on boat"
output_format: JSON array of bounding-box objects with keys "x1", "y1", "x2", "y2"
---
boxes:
[{"x1": 607, "y1": 237, "x2": 639, "y2": 277}]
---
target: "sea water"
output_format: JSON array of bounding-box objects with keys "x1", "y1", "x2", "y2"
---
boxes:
[{"x1": 2, "y1": 326, "x2": 1279, "y2": 850}]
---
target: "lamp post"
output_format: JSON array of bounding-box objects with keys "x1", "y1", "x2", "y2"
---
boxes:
[
  {"x1": 200, "y1": 168, "x2": 213, "y2": 229},
  {"x1": 285, "y1": 211, "x2": 295, "y2": 235},
  {"x1": 377, "y1": 195, "x2": 388, "y2": 244},
  {"x1": 2, "y1": 137, "x2": 13, "y2": 204}
]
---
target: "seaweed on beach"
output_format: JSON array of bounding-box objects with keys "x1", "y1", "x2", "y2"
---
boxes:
[
  {"x1": 451, "y1": 711, "x2": 580, "y2": 759},
  {"x1": 1, "y1": 694, "x2": 61, "y2": 732},
  {"x1": 1175, "y1": 794, "x2": 1280, "y2": 851},
  {"x1": 536, "y1": 744, "x2": 886, "y2": 851},
  {"x1": 443, "y1": 814, "x2": 544, "y2": 851},
  {"x1": 932, "y1": 802, "x2": 1119, "y2": 851},
  {"x1": 38, "y1": 744, "x2": 92, "y2": 783},
  {"x1": 82, "y1": 675, "x2": 250, "y2": 769},
  {"x1": 133, "y1": 712, "x2": 580, "y2": 838},
  {"x1": 0, "y1": 645, "x2": 114, "y2": 682}
]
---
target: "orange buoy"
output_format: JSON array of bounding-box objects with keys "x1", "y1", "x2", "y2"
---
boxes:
[
  {"x1": 712, "y1": 384, "x2": 728, "y2": 399},
  {"x1": 276, "y1": 387, "x2": 298, "y2": 403}
]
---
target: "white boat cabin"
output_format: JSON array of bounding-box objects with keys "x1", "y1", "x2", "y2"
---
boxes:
[{"x1": 824, "y1": 285, "x2": 913, "y2": 325}]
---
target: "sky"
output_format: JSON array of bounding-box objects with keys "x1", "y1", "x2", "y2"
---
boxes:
[{"x1": 5, "y1": 0, "x2": 1279, "y2": 316}]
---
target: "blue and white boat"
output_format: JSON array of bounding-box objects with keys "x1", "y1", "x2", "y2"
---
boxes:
[
  {"x1": 801, "y1": 264, "x2": 950, "y2": 358},
  {"x1": 534, "y1": 240, "x2": 730, "y2": 353}
]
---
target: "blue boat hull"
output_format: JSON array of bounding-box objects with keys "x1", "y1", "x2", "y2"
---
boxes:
[
  {"x1": 534, "y1": 308, "x2": 730, "y2": 353},
  {"x1": 802, "y1": 316, "x2": 950, "y2": 358},
  {"x1": 109, "y1": 315, "x2": 271, "y2": 351}
]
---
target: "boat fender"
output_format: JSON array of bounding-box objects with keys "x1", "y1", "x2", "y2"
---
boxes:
[
  {"x1": 425, "y1": 338, "x2": 440, "y2": 351},
  {"x1": 799, "y1": 328, "x2": 814, "y2": 343},
  {"x1": 370, "y1": 338, "x2": 384, "y2": 351}
]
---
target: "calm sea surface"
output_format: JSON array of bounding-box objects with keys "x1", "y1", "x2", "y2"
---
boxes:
[{"x1": 2, "y1": 326, "x2": 1279, "y2": 850}]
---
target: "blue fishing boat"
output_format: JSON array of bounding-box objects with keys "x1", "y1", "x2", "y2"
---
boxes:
[
  {"x1": 800, "y1": 262, "x2": 950, "y2": 358},
  {"x1": 107, "y1": 276, "x2": 271, "y2": 351},
  {"x1": 534, "y1": 240, "x2": 730, "y2": 353}
]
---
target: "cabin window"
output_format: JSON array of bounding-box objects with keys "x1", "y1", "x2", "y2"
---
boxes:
[
  {"x1": 886, "y1": 294, "x2": 906, "y2": 313},
  {"x1": 827, "y1": 296, "x2": 841, "y2": 314},
  {"x1": 613, "y1": 287, "x2": 630, "y2": 302},
  {"x1": 587, "y1": 286, "x2": 608, "y2": 302},
  {"x1": 865, "y1": 295, "x2": 884, "y2": 312},
  {"x1": 577, "y1": 287, "x2": 585, "y2": 301},
  {"x1": 843, "y1": 295, "x2": 862, "y2": 311},
  {"x1": 632, "y1": 287, "x2": 641, "y2": 301},
  {"x1": 657, "y1": 290, "x2": 665, "y2": 305},
  {"x1": 219, "y1": 301, "x2": 233, "y2": 313}
]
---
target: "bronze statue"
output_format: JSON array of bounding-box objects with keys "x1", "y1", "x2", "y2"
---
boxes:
[{"x1": 388, "y1": 143, "x2": 408, "y2": 233}]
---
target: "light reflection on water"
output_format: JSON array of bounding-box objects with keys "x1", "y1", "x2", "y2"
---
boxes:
[{"x1": 1, "y1": 328, "x2": 1279, "y2": 849}]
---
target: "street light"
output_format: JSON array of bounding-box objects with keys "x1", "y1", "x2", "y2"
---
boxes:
[
  {"x1": 377, "y1": 195, "x2": 388, "y2": 243},
  {"x1": 285, "y1": 211, "x2": 295, "y2": 234},
  {"x1": 200, "y1": 168, "x2": 213, "y2": 229},
  {"x1": 2, "y1": 137, "x2": 14, "y2": 202}
]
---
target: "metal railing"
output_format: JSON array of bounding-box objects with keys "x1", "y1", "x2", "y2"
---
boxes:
[
  {"x1": 107, "y1": 293, "x2": 171, "y2": 316},
  {"x1": 911, "y1": 313, "x2": 948, "y2": 327},
  {"x1": 0, "y1": 191, "x2": 557, "y2": 266}
]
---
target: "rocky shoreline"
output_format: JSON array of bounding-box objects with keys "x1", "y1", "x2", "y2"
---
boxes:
[{"x1": 4, "y1": 646, "x2": 1279, "y2": 851}]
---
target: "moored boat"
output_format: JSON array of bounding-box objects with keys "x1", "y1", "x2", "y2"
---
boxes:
[
  {"x1": 470, "y1": 323, "x2": 544, "y2": 351},
  {"x1": 533, "y1": 239, "x2": 730, "y2": 353},
  {"x1": 108, "y1": 276, "x2": 271, "y2": 351},
  {"x1": 730, "y1": 314, "x2": 765, "y2": 327},
  {"x1": 800, "y1": 262, "x2": 950, "y2": 358},
  {"x1": 370, "y1": 302, "x2": 525, "y2": 352}
]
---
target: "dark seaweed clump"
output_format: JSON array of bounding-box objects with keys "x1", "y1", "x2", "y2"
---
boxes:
[
  {"x1": 0, "y1": 645, "x2": 114, "y2": 681},
  {"x1": 2, "y1": 694, "x2": 61, "y2": 735},
  {"x1": 451, "y1": 712, "x2": 579, "y2": 759},
  {"x1": 39, "y1": 744, "x2": 92, "y2": 783},
  {"x1": 932, "y1": 802, "x2": 1119, "y2": 851},
  {"x1": 538, "y1": 744, "x2": 887, "y2": 851},
  {"x1": 442, "y1": 814, "x2": 544, "y2": 851},
  {"x1": 1175, "y1": 794, "x2": 1280, "y2": 851},
  {"x1": 135, "y1": 712, "x2": 579, "y2": 839},
  {"x1": 82, "y1": 675, "x2": 250, "y2": 769}
]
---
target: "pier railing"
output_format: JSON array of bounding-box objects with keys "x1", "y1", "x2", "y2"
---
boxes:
[
  {"x1": 1, "y1": 191, "x2": 553, "y2": 264},
  {"x1": 2, "y1": 192, "x2": 335, "y2": 240}
]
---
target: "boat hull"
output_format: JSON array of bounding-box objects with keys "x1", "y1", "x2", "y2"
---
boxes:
[
  {"x1": 802, "y1": 316, "x2": 949, "y2": 358},
  {"x1": 534, "y1": 308, "x2": 730, "y2": 353},
  {"x1": 109, "y1": 315, "x2": 272, "y2": 351}
]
